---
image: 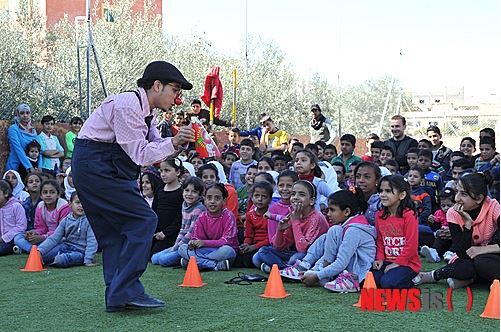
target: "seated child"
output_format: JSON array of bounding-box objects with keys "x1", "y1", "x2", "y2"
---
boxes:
[
  {"x1": 323, "y1": 144, "x2": 337, "y2": 163},
  {"x1": 475, "y1": 137, "x2": 497, "y2": 172},
  {"x1": 383, "y1": 159, "x2": 399, "y2": 175},
  {"x1": 37, "y1": 192, "x2": 97, "y2": 267},
  {"x1": 415, "y1": 173, "x2": 499, "y2": 288},
  {"x1": 255, "y1": 180, "x2": 329, "y2": 272},
  {"x1": 3, "y1": 170, "x2": 30, "y2": 202},
  {"x1": 265, "y1": 170, "x2": 298, "y2": 241},
  {"x1": 177, "y1": 184, "x2": 238, "y2": 271},
  {"x1": 27, "y1": 179, "x2": 71, "y2": 245},
  {"x1": 408, "y1": 167, "x2": 433, "y2": 246},
  {"x1": 283, "y1": 188, "x2": 376, "y2": 294},
  {"x1": 237, "y1": 165, "x2": 258, "y2": 223},
  {"x1": 372, "y1": 175, "x2": 421, "y2": 289},
  {"x1": 151, "y1": 177, "x2": 206, "y2": 267},
  {"x1": 151, "y1": 159, "x2": 184, "y2": 255},
  {"x1": 228, "y1": 138, "x2": 257, "y2": 189},
  {"x1": 140, "y1": 168, "x2": 162, "y2": 207},
  {"x1": 421, "y1": 188, "x2": 456, "y2": 263},
  {"x1": 18, "y1": 140, "x2": 42, "y2": 180},
  {"x1": 0, "y1": 180, "x2": 28, "y2": 256},
  {"x1": 234, "y1": 181, "x2": 273, "y2": 268},
  {"x1": 332, "y1": 161, "x2": 348, "y2": 190}
]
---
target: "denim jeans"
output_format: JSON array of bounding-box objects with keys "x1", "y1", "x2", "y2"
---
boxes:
[
  {"x1": 372, "y1": 261, "x2": 417, "y2": 288},
  {"x1": 253, "y1": 245, "x2": 306, "y2": 269},
  {"x1": 42, "y1": 243, "x2": 84, "y2": 267},
  {"x1": 14, "y1": 233, "x2": 33, "y2": 253},
  {"x1": 151, "y1": 248, "x2": 181, "y2": 267},
  {"x1": 303, "y1": 234, "x2": 327, "y2": 267},
  {"x1": 178, "y1": 244, "x2": 236, "y2": 270}
]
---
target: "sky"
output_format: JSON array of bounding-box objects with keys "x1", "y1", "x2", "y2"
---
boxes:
[{"x1": 163, "y1": 0, "x2": 501, "y2": 97}]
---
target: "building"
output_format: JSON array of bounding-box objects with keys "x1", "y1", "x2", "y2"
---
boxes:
[{"x1": 0, "y1": 0, "x2": 162, "y2": 28}]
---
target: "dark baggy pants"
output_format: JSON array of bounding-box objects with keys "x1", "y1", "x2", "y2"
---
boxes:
[{"x1": 72, "y1": 139, "x2": 157, "y2": 308}]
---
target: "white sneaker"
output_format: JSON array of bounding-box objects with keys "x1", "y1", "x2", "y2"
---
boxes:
[
  {"x1": 447, "y1": 278, "x2": 474, "y2": 289},
  {"x1": 420, "y1": 245, "x2": 441, "y2": 263},
  {"x1": 443, "y1": 251, "x2": 454, "y2": 262},
  {"x1": 12, "y1": 245, "x2": 22, "y2": 254}
]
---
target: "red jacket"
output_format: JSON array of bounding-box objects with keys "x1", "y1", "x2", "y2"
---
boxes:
[
  {"x1": 375, "y1": 208, "x2": 421, "y2": 273},
  {"x1": 244, "y1": 208, "x2": 269, "y2": 248}
]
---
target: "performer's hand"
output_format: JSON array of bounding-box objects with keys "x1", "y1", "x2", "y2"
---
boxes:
[{"x1": 172, "y1": 125, "x2": 195, "y2": 149}]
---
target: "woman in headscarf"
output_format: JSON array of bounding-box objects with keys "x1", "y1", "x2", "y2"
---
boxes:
[{"x1": 6, "y1": 104, "x2": 41, "y2": 179}]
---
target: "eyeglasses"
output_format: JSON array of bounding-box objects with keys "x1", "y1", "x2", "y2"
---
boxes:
[
  {"x1": 166, "y1": 83, "x2": 182, "y2": 96},
  {"x1": 19, "y1": 111, "x2": 30, "y2": 115}
]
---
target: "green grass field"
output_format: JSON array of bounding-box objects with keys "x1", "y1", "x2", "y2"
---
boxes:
[{"x1": 1, "y1": 253, "x2": 499, "y2": 332}]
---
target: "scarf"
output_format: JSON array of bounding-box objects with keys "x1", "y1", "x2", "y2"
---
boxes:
[
  {"x1": 298, "y1": 172, "x2": 315, "y2": 183},
  {"x1": 310, "y1": 113, "x2": 326, "y2": 131}
]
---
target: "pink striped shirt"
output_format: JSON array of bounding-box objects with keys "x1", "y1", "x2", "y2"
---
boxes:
[{"x1": 78, "y1": 88, "x2": 176, "y2": 166}]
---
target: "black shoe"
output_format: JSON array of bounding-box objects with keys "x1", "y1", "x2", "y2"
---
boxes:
[
  {"x1": 106, "y1": 305, "x2": 127, "y2": 313},
  {"x1": 126, "y1": 293, "x2": 166, "y2": 309}
]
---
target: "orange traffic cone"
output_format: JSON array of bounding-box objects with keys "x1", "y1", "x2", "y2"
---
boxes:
[
  {"x1": 179, "y1": 256, "x2": 207, "y2": 288},
  {"x1": 20, "y1": 245, "x2": 45, "y2": 272},
  {"x1": 480, "y1": 279, "x2": 500, "y2": 319},
  {"x1": 353, "y1": 271, "x2": 377, "y2": 307},
  {"x1": 260, "y1": 264, "x2": 290, "y2": 299}
]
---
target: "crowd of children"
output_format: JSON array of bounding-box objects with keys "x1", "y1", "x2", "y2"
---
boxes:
[{"x1": 1, "y1": 109, "x2": 499, "y2": 294}]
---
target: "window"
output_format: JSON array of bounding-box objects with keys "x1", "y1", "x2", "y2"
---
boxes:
[{"x1": 103, "y1": 6, "x2": 114, "y2": 22}]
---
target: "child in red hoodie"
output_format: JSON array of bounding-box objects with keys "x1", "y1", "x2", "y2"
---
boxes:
[
  {"x1": 373, "y1": 175, "x2": 421, "y2": 288},
  {"x1": 234, "y1": 181, "x2": 273, "y2": 267}
]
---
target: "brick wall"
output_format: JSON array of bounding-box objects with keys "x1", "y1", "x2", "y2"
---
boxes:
[{"x1": 44, "y1": 0, "x2": 162, "y2": 28}]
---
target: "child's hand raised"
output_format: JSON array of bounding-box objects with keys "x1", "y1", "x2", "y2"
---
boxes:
[
  {"x1": 453, "y1": 204, "x2": 473, "y2": 229},
  {"x1": 290, "y1": 202, "x2": 303, "y2": 220},
  {"x1": 372, "y1": 260, "x2": 383, "y2": 270}
]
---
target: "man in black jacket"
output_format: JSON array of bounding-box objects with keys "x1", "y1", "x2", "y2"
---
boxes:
[{"x1": 384, "y1": 115, "x2": 418, "y2": 174}]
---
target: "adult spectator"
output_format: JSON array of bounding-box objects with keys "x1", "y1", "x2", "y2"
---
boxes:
[
  {"x1": 384, "y1": 115, "x2": 417, "y2": 174},
  {"x1": 6, "y1": 104, "x2": 41, "y2": 178},
  {"x1": 427, "y1": 125, "x2": 452, "y2": 169},
  {"x1": 259, "y1": 114, "x2": 289, "y2": 153},
  {"x1": 309, "y1": 104, "x2": 334, "y2": 144}
]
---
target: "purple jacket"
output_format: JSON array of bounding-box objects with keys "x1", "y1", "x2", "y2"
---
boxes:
[{"x1": 0, "y1": 197, "x2": 27, "y2": 242}]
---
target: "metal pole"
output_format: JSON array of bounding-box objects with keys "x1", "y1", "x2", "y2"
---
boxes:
[
  {"x1": 75, "y1": 17, "x2": 83, "y2": 118},
  {"x1": 377, "y1": 76, "x2": 395, "y2": 136},
  {"x1": 85, "y1": 0, "x2": 91, "y2": 117},
  {"x1": 337, "y1": 73, "x2": 341, "y2": 136},
  {"x1": 245, "y1": 0, "x2": 249, "y2": 130},
  {"x1": 90, "y1": 32, "x2": 108, "y2": 97}
]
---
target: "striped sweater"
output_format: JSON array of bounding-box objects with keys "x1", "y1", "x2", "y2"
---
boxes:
[{"x1": 172, "y1": 200, "x2": 206, "y2": 250}]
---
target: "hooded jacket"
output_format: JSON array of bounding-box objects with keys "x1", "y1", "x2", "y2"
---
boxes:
[
  {"x1": 38, "y1": 213, "x2": 97, "y2": 264},
  {"x1": 316, "y1": 215, "x2": 376, "y2": 282},
  {"x1": 0, "y1": 197, "x2": 27, "y2": 243}
]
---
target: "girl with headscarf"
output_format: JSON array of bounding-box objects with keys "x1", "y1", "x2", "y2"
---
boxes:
[
  {"x1": 3, "y1": 170, "x2": 30, "y2": 202},
  {"x1": 6, "y1": 104, "x2": 41, "y2": 177}
]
